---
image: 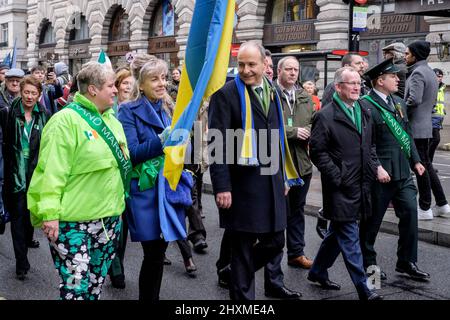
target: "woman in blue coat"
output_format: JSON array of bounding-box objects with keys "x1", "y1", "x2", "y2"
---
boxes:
[{"x1": 118, "y1": 58, "x2": 192, "y2": 301}]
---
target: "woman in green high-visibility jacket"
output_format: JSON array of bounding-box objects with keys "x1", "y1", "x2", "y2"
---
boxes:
[{"x1": 27, "y1": 62, "x2": 129, "y2": 300}]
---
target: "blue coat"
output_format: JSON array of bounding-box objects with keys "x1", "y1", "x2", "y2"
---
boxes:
[{"x1": 118, "y1": 96, "x2": 186, "y2": 242}]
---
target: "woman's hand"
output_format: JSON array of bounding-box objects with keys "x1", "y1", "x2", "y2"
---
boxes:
[{"x1": 42, "y1": 220, "x2": 59, "y2": 242}]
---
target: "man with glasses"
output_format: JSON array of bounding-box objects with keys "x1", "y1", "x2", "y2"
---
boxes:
[
  {"x1": 321, "y1": 53, "x2": 368, "y2": 107},
  {"x1": 308, "y1": 66, "x2": 382, "y2": 300}
]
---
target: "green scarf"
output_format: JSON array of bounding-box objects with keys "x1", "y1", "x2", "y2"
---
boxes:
[
  {"x1": 333, "y1": 92, "x2": 362, "y2": 134},
  {"x1": 131, "y1": 155, "x2": 165, "y2": 191},
  {"x1": 362, "y1": 95, "x2": 411, "y2": 158}
]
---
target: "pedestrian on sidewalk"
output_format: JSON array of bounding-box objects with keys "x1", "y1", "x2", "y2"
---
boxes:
[
  {"x1": 359, "y1": 58, "x2": 430, "y2": 282},
  {"x1": 430, "y1": 68, "x2": 446, "y2": 163},
  {"x1": 27, "y1": 62, "x2": 127, "y2": 299},
  {"x1": 4, "y1": 76, "x2": 50, "y2": 280},
  {"x1": 118, "y1": 58, "x2": 193, "y2": 301},
  {"x1": 404, "y1": 41, "x2": 450, "y2": 220},
  {"x1": 308, "y1": 67, "x2": 382, "y2": 300}
]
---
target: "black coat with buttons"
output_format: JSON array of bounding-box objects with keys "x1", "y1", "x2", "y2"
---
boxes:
[
  {"x1": 310, "y1": 99, "x2": 379, "y2": 222},
  {"x1": 208, "y1": 79, "x2": 287, "y2": 233}
]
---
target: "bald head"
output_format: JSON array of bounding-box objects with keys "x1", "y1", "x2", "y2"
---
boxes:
[{"x1": 238, "y1": 41, "x2": 267, "y2": 86}]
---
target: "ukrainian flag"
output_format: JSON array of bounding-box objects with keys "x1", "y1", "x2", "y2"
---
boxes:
[{"x1": 163, "y1": 0, "x2": 235, "y2": 190}]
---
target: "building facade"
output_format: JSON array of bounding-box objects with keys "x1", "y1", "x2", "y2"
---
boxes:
[
  {"x1": 0, "y1": 0, "x2": 27, "y2": 69},
  {"x1": 1, "y1": 0, "x2": 448, "y2": 92}
]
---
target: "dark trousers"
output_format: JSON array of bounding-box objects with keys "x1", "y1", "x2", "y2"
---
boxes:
[
  {"x1": 429, "y1": 128, "x2": 441, "y2": 163},
  {"x1": 360, "y1": 178, "x2": 418, "y2": 268},
  {"x1": 309, "y1": 221, "x2": 370, "y2": 298},
  {"x1": 229, "y1": 230, "x2": 285, "y2": 300},
  {"x1": 264, "y1": 174, "x2": 312, "y2": 290},
  {"x1": 216, "y1": 228, "x2": 232, "y2": 271},
  {"x1": 414, "y1": 138, "x2": 447, "y2": 210},
  {"x1": 139, "y1": 239, "x2": 169, "y2": 301},
  {"x1": 176, "y1": 239, "x2": 192, "y2": 262},
  {"x1": 109, "y1": 211, "x2": 129, "y2": 278},
  {"x1": 10, "y1": 192, "x2": 33, "y2": 273}
]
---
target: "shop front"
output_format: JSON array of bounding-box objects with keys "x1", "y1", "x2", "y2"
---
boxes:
[
  {"x1": 37, "y1": 20, "x2": 57, "y2": 68},
  {"x1": 263, "y1": 0, "x2": 320, "y2": 82}
]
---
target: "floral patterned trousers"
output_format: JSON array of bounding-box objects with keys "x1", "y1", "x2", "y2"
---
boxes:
[{"x1": 49, "y1": 216, "x2": 121, "y2": 300}]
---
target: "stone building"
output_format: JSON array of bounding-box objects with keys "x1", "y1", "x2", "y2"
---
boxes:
[{"x1": 0, "y1": 0, "x2": 27, "y2": 69}]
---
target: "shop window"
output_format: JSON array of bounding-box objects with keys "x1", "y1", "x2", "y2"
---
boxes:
[
  {"x1": 271, "y1": 0, "x2": 319, "y2": 24},
  {"x1": 150, "y1": 0, "x2": 175, "y2": 37},
  {"x1": 69, "y1": 15, "x2": 89, "y2": 42},
  {"x1": 0, "y1": 23, "x2": 7, "y2": 47},
  {"x1": 367, "y1": 0, "x2": 394, "y2": 12},
  {"x1": 39, "y1": 22, "x2": 56, "y2": 45},
  {"x1": 109, "y1": 8, "x2": 130, "y2": 41}
]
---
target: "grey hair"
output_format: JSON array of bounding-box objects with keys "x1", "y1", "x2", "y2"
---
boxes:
[
  {"x1": 77, "y1": 61, "x2": 116, "y2": 95},
  {"x1": 138, "y1": 59, "x2": 174, "y2": 116},
  {"x1": 239, "y1": 41, "x2": 266, "y2": 62},
  {"x1": 334, "y1": 66, "x2": 359, "y2": 84},
  {"x1": 277, "y1": 56, "x2": 299, "y2": 70}
]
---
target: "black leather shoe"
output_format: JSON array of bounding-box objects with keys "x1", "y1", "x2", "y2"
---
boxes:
[
  {"x1": 27, "y1": 240, "x2": 40, "y2": 248},
  {"x1": 193, "y1": 239, "x2": 208, "y2": 253},
  {"x1": 184, "y1": 258, "x2": 197, "y2": 277},
  {"x1": 396, "y1": 262, "x2": 430, "y2": 280},
  {"x1": 265, "y1": 286, "x2": 302, "y2": 300},
  {"x1": 217, "y1": 265, "x2": 231, "y2": 289},
  {"x1": 307, "y1": 273, "x2": 341, "y2": 290},
  {"x1": 110, "y1": 274, "x2": 126, "y2": 289},
  {"x1": 360, "y1": 290, "x2": 384, "y2": 300}
]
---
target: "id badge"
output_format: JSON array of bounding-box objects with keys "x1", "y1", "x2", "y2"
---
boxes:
[{"x1": 288, "y1": 117, "x2": 293, "y2": 127}]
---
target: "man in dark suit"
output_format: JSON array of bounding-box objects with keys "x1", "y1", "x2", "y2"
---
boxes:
[
  {"x1": 208, "y1": 41, "x2": 289, "y2": 300},
  {"x1": 309, "y1": 66, "x2": 382, "y2": 300},
  {"x1": 359, "y1": 58, "x2": 430, "y2": 281}
]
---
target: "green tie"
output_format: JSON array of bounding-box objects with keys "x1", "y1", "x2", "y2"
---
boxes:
[
  {"x1": 348, "y1": 106, "x2": 355, "y2": 125},
  {"x1": 254, "y1": 87, "x2": 268, "y2": 115}
]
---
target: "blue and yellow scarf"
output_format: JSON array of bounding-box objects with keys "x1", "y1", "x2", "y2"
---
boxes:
[{"x1": 234, "y1": 76, "x2": 303, "y2": 187}]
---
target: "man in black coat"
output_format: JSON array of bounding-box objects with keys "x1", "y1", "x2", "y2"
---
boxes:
[
  {"x1": 359, "y1": 58, "x2": 430, "y2": 281},
  {"x1": 209, "y1": 41, "x2": 288, "y2": 300},
  {"x1": 308, "y1": 66, "x2": 382, "y2": 300}
]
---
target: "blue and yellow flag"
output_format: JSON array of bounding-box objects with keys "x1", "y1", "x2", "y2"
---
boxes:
[{"x1": 163, "y1": 0, "x2": 235, "y2": 190}]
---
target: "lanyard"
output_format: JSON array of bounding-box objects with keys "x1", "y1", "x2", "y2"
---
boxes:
[
  {"x1": 23, "y1": 117, "x2": 35, "y2": 143},
  {"x1": 283, "y1": 90, "x2": 295, "y2": 116}
]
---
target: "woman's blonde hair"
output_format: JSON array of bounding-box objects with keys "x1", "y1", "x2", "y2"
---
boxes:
[
  {"x1": 77, "y1": 61, "x2": 115, "y2": 95},
  {"x1": 138, "y1": 58, "x2": 174, "y2": 116},
  {"x1": 129, "y1": 53, "x2": 157, "y2": 100}
]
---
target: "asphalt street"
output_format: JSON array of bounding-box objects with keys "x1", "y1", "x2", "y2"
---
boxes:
[{"x1": 1, "y1": 190, "x2": 450, "y2": 300}]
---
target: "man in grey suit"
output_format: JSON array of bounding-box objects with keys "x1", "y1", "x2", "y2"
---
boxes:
[{"x1": 405, "y1": 40, "x2": 450, "y2": 220}]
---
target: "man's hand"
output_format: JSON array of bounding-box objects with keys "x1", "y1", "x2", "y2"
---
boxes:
[
  {"x1": 377, "y1": 165, "x2": 391, "y2": 183},
  {"x1": 414, "y1": 163, "x2": 425, "y2": 176},
  {"x1": 42, "y1": 220, "x2": 59, "y2": 242},
  {"x1": 285, "y1": 186, "x2": 290, "y2": 196},
  {"x1": 297, "y1": 128, "x2": 310, "y2": 140},
  {"x1": 216, "y1": 192, "x2": 232, "y2": 209}
]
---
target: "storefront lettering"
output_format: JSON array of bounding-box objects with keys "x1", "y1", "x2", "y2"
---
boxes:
[
  {"x1": 363, "y1": 14, "x2": 415, "y2": 36},
  {"x1": 420, "y1": 0, "x2": 445, "y2": 6}
]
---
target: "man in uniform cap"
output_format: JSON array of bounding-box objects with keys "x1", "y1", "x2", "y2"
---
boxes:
[
  {"x1": 359, "y1": 58, "x2": 430, "y2": 281},
  {"x1": 382, "y1": 42, "x2": 407, "y2": 98},
  {"x1": 405, "y1": 40, "x2": 450, "y2": 220}
]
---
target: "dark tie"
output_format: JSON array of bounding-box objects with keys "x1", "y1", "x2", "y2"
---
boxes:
[
  {"x1": 386, "y1": 95, "x2": 395, "y2": 111},
  {"x1": 255, "y1": 87, "x2": 263, "y2": 100},
  {"x1": 284, "y1": 90, "x2": 294, "y2": 106}
]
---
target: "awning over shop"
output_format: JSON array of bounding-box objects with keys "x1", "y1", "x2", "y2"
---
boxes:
[{"x1": 396, "y1": 0, "x2": 450, "y2": 17}]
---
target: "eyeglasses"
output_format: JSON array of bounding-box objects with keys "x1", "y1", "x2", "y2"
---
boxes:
[{"x1": 339, "y1": 81, "x2": 361, "y2": 87}]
